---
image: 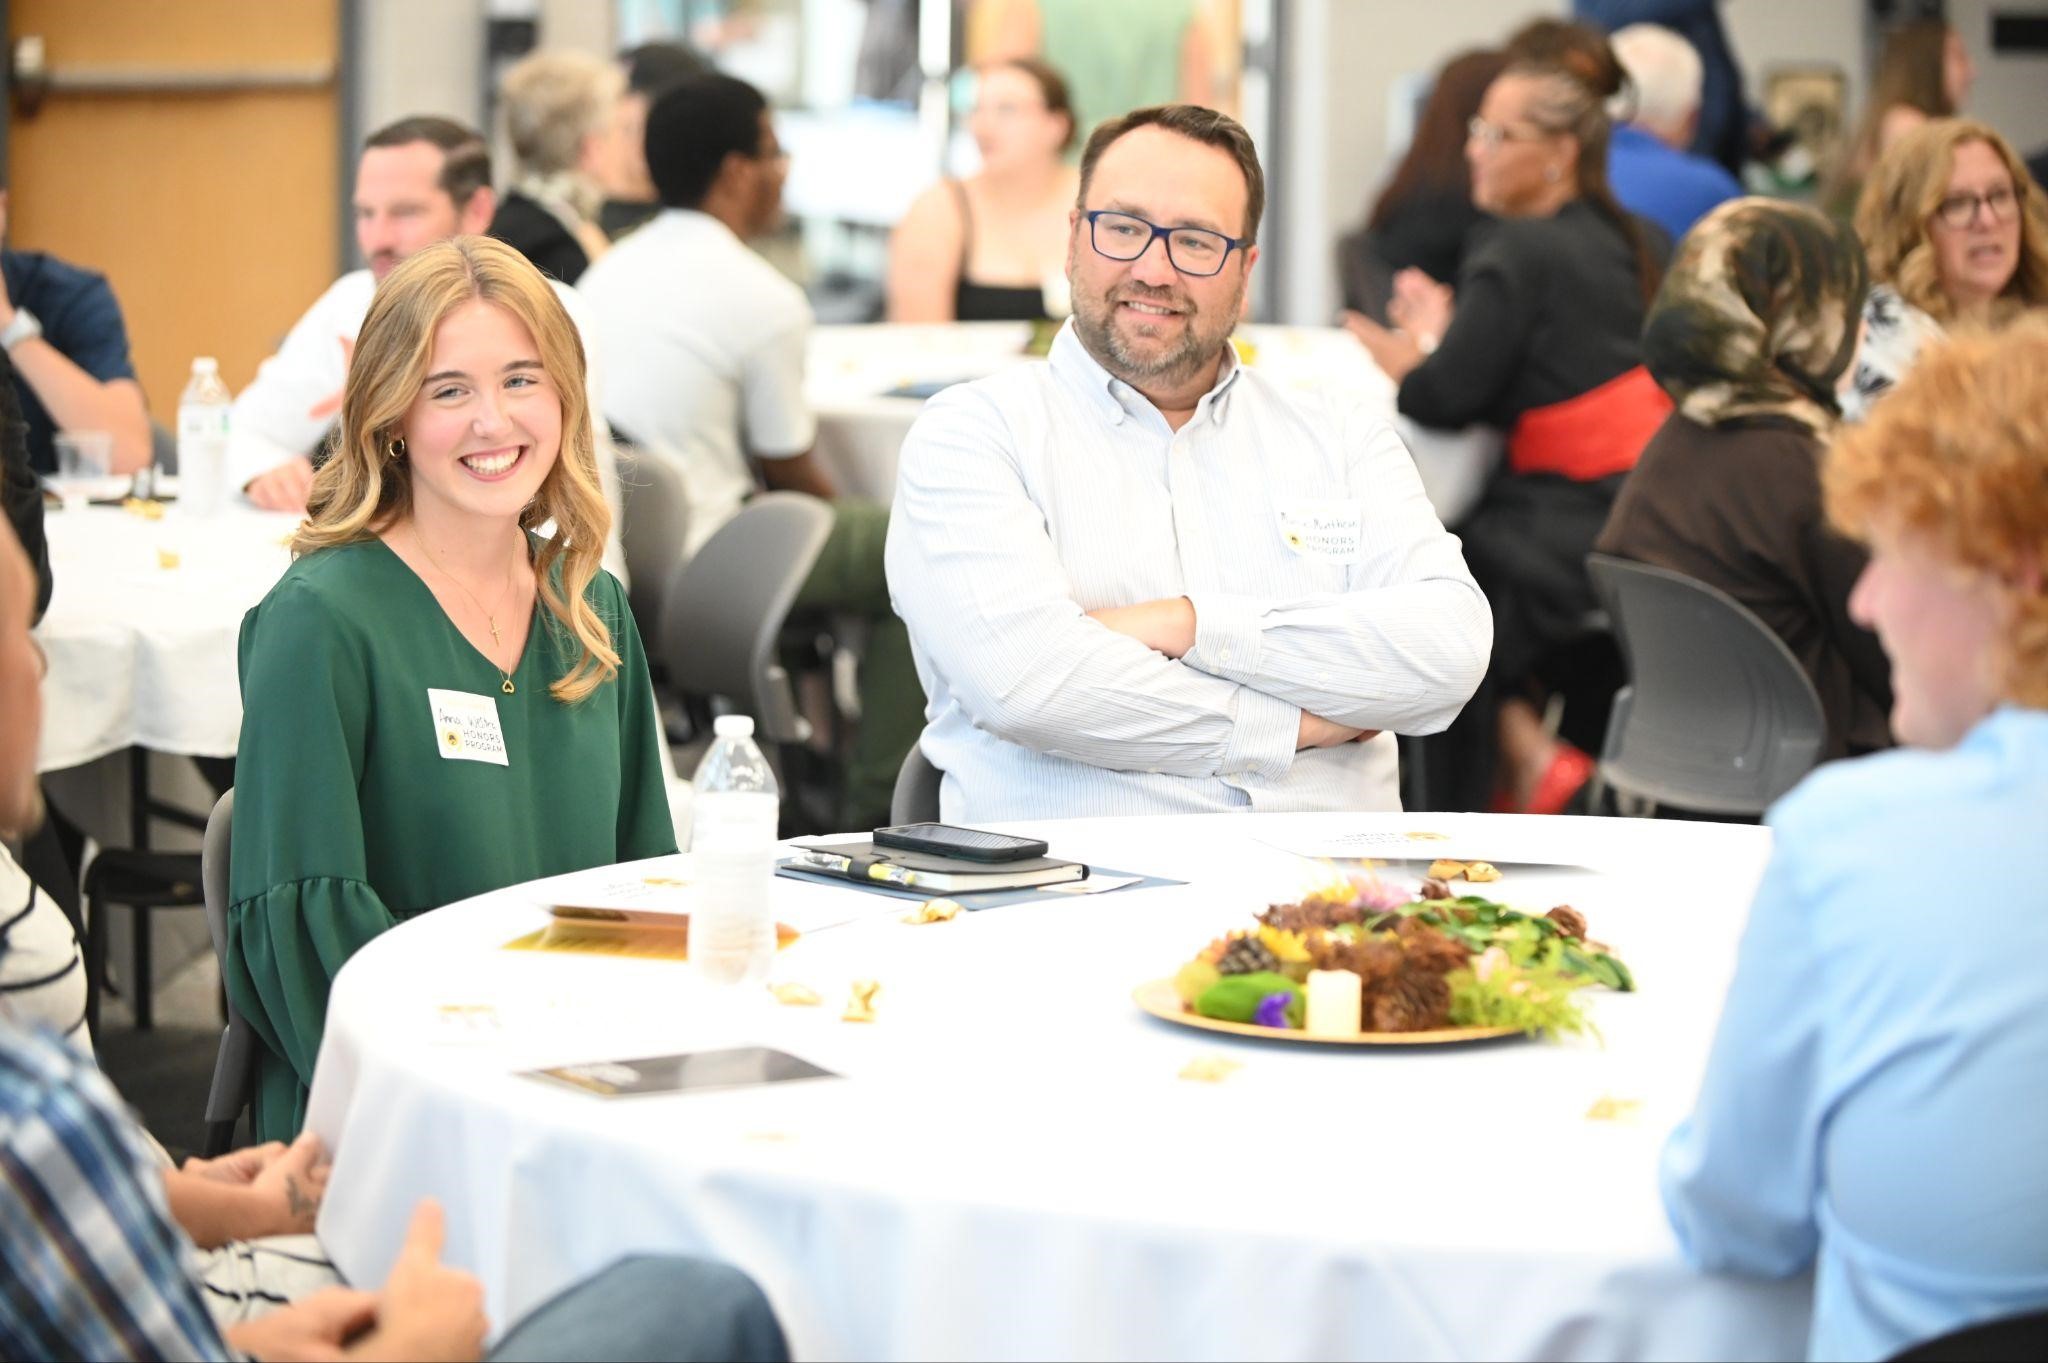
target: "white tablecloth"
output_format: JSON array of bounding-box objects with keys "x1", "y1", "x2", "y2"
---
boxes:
[
  {"x1": 807, "y1": 323, "x2": 1500, "y2": 519},
  {"x1": 308, "y1": 811, "x2": 1809, "y2": 1361},
  {"x1": 34, "y1": 504, "x2": 297, "y2": 772}
]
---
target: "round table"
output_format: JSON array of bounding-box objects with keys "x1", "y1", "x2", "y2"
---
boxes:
[
  {"x1": 34, "y1": 503, "x2": 297, "y2": 772},
  {"x1": 308, "y1": 810, "x2": 1809, "y2": 1361},
  {"x1": 806, "y1": 323, "x2": 1500, "y2": 519}
]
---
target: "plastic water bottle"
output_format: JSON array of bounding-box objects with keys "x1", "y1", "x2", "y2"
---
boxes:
[
  {"x1": 688, "y1": 715, "x2": 780, "y2": 985},
  {"x1": 177, "y1": 357, "x2": 232, "y2": 517}
]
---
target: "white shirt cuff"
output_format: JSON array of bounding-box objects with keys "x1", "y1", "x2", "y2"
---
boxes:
[
  {"x1": 1184, "y1": 592, "x2": 1264, "y2": 684},
  {"x1": 1220, "y1": 685, "x2": 1297, "y2": 783}
]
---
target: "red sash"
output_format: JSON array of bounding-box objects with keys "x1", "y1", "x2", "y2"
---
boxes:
[{"x1": 1506, "y1": 365, "x2": 1672, "y2": 480}]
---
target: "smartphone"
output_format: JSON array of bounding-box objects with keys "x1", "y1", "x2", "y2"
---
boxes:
[{"x1": 872, "y1": 822, "x2": 1050, "y2": 862}]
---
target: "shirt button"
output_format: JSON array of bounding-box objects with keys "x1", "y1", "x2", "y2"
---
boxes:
[{"x1": 1220, "y1": 648, "x2": 1232, "y2": 663}]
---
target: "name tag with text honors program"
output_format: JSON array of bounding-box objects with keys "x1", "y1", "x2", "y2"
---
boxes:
[
  {"x1": 428, "y1": 688, "x2": 510, "y2": 766},
  {"x1": 1275, "y1": 499, "x2": 1365, "y2": 561}
]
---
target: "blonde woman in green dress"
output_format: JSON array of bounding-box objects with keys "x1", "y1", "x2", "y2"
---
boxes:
[{"x1": 228, "y1": 235, "x2": 677, "y2": 1140}]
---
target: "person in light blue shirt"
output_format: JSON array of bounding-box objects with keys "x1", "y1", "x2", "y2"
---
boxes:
[
  {"x1": 885, "y1": 104, "x2": 1490, "y2": 822},
  {"x1": 1606, "y1": 24, "x2": 1741, "y2": 244},
  {"x1": 1660, "y1": 319, "x2": 2048, "y2": 1362},
  {"x1": 1576, "y1": 0, "x2": 1747, "y2": 175}
]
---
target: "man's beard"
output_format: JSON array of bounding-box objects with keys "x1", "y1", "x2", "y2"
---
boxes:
[{"x1": 1070, "y1": 273, "x2": 1243, "y2": 388}]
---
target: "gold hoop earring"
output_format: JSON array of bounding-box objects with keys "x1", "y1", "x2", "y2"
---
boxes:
[{"x1": 386, "y1": 437, "x2": 407, "y2": 461}]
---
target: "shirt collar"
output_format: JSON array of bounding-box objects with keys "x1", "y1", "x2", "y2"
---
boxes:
[
  {"x1": 654, "y1": 207, "x2": 741, "y2": 244},
  {"x1": 1049, "y1": 316, "x2": 1246, "y2": 429}
]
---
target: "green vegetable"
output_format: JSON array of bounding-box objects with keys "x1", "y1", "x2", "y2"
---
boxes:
[
  {"x1": 1194, "y1": 972, "x2": 1303, "y2": 1027},
  {"x1": 1447, "y1": 962, "x2": 1598, "y2": 1039}
]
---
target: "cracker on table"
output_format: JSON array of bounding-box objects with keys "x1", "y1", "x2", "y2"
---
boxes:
[
  {"x1": 902, "y1": 897, "x2": 961, "y2": 925},
  {"x1": 842, "y1": 979, "x2": 881, "y2": 1022},
  {"x1": 1178, "y1": 1054, "x2": 1243, "y2": 1084}
]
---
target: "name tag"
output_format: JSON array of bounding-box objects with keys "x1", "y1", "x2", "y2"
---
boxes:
[
  {"x1": 1275, "y1": 500, "x2": 1365, "y2": 561},
  {"x1": 428, "y1": 688, "x2": 510, "y2": 766}
]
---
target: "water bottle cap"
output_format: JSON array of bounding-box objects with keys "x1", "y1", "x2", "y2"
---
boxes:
[
  {"x1": 712, "y1": 715, "x2": 755, "y2": 738},
  {"x1": 193, "y1": 357, "x2": 219, "y2": 372}
]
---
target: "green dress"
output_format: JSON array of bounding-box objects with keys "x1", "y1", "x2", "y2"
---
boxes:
[{"x1": 225, "y1": 537, "x2": 677, "y2": 1140}]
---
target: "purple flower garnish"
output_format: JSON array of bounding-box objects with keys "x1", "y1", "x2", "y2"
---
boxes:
[{"x1": 1253, "y1": 991, "x2": 1294, "y2": 1029}]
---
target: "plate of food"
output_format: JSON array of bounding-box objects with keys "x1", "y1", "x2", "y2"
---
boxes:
[{"x1": 1139, "y1": 873, "x2": 1634, "y2": 1046}]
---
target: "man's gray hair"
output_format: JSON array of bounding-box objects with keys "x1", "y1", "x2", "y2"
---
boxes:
[{"x1": 1610, "y1": 23, "x2": 1704, "y2": 144}]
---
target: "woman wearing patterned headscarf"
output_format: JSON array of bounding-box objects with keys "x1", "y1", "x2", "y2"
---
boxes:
[{"x1": 1597, "y1": 198, "x2": 1894, "y2": 760}]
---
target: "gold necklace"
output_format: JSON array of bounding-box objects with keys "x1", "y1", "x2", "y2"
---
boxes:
[{"x1": 413, "y1": 525, "x2": 523, "y2": 695}]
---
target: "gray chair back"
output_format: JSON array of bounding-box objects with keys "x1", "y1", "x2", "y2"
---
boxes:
[
  {"x1": 200, "y1": 790, "x2": 256, "y2": 1155},
  {"x1": 1335, "y1": 227, "x2": 1397, "y2": 326},
  {"x1": 1586, "y1": 554, "x2": 1826, "y2": 816},
  {"x1": 890, "y1": 743, "x2": 941, "y2": 825},
  {"x1": 660, "y1": 492, "x2": 833, "y2": 746},
  {"x1": 614, "y1": 442, "x2": 693, "y2": 659}
]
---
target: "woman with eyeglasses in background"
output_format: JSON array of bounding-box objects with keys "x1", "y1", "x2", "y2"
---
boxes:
[
  {"x1": 887, "y1": 58, "x2": 1079, "y2": 323},
  {"x1": 1846, "y1": 118, "x2": 2048, "y2": 420},
  {"x1": 1346, "y1": 19, "x2": 1671, "y2": 816}
]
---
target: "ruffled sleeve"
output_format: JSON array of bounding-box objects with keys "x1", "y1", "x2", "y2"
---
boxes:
[{"x1": 225, "y1": 574, "x2": 397, "y2": 1140}]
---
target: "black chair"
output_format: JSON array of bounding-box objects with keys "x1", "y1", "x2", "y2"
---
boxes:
[
  {"x1": 197, "y1": 790, "x2": 255, "y2": 1156},
  {"x1": 890, "y1": 744, "x2": 941, "y2": 825},
  {"x1": 1892, "y1": 1309, "x2": 2048, "y2": 1362},
  {"x1": 1586, "y1": 554, "x2": 1825, "y2": 817},
  {"x1": 82, "y1": 749, "x2": 211, "y2": 1037}
]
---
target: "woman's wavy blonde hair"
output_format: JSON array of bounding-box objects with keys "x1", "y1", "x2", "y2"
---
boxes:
[
  {"x1": 1854, "y1": 118, "x2": 2048, "y2": 325},
  {"x1": 294, "y1": 235, "x2": 619, "y2": 703},
  {"x1": 1825, "y1": 317, "x2": 2048, "y2": 710}
]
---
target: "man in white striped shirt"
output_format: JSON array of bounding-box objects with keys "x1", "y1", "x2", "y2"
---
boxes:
[{"x1": 885, "y1": 104, "x2": 1491, "y2": 821}]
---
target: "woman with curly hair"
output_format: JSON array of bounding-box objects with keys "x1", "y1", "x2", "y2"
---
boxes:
[
  {"x1": 1845, "y1": 118, "x2": 2048, "y2": 418},
  {"x1": 1662, "y1": 319, "x2": 2048, "y2": 1361},
  {"x1": 228, "y1": 236, "x2": 676, "y2": 1139}
]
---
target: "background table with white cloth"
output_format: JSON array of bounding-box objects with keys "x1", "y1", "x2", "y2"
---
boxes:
[
  {"x1": 806, "y1": 323, "x2": 1500, "y2": 521},
  {"x1": 34, "y1": 503, "x2": 297, "y2": 773},
  {"x1": 308, "y1": 810, "x2": 1809, "y2": 1362}
]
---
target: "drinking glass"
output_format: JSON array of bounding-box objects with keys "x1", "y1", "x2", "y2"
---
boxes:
[{"x1": 50, "y1": 431, "x2": 114, "y2": 512}]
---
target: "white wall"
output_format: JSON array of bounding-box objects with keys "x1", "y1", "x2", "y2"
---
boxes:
[
  {"x1": 356, "y1": 0, "x2": 489, "y2": 145},
  {"x1": 1951, "y1": 0, "x2": 2048, "y2": 154}
]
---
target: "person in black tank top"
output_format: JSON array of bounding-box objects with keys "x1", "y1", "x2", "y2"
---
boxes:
[
  {"x1": 948, "y1": 180, "x2": 1052, "y2": 321},
  {"x1": 888, "y1": 58, "x2": 1079, "y2": 323}
]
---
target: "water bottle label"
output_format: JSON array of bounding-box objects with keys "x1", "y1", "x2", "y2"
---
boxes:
[
  {"x1": 690, "y1": 791, "x2": 778, "y2": 852},
  {"x1": 178, "y1": 406, "x2": 230, "y2": 438}
]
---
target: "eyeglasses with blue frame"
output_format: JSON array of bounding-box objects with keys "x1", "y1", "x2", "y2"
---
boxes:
[{"x1": 1082, "y1": 210, "x2": 1251, "y2": 277}]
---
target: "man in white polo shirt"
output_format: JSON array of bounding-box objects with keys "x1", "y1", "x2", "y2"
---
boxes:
[
  {"x1": 229, "y1": 116, "x2": 624, "y2": 577},
  {"x1": 885, "y1": 104, "x2": 1491, "y2": 821},
  {"x1": 579, "y1": 73, "x2": 922, "y2": 829}
]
